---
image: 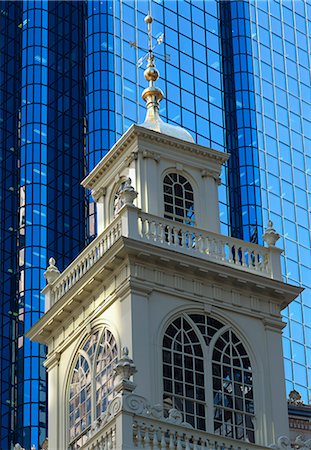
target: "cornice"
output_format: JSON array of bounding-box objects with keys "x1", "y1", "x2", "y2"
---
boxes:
[
  {"x1": 28, "y1": 236, "x2": 301, "y2": 346},
  {"x1": 82, "y1": 125, "x2": 229, "y2": 190}
]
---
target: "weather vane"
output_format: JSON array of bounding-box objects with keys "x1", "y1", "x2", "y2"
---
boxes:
[{"x1": 129, "y1": 13, "x2": 168, "y2": 67}]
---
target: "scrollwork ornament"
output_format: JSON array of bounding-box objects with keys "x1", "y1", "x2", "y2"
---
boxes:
[
  {"x1": 149, "y1": 403, "x2": 164, "y2": 419},
  {"x1": 124, "y1": 393, "x2": 149, "y2": 415},
  {"x1": 270, "y1": 436, "x2": 292, "y2": 450},
  {"x1": 167, "y1": 408, "x2": 193, "y2": 429},
  {"x1": 107, "y1": 396, "x2": 122, "y2": 418},
  {"x1": 167, "y1": 408, "x2": 183, "y2": 424}
]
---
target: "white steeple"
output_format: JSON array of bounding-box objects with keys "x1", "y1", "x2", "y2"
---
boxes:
[{"x1": 26, "y1": 14, "x2": 302, "y2": 450}]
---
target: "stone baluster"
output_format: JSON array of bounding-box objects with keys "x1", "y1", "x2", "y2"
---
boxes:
[
  {"x1": 153, "y1": 427, "x2": 159, "y2": 447},
  {"x1": 239, "y1": 246, "x2": 246, "y2": 267},
  {"x1": 197, "y1": 234, "x2": 204, "y2": 253},
  {"x1": 144, "y1": 220, "x2": 150, "y2": 239},
  {"x1": 185, "y1": 436, "x2": 191, "y2": 450},
  {"x1": 253, "y1": 250, "x2": 259, "y2": 270},
  {"x1": 192, "y1": 232, "x2": 198, "y2": 252},
  {"x1": 107, "y1": 429, "x2": 112, "y2": 450},
  {"x1": 205, "y1": 236, "x2": 210, "y2": 255},
  {"x1": 158, "y1": 222, "x2": 164, "y2": 243},
  {"x1": 219, "y1": 239, "x2": 226, "y2": 260},
  {"x1": 144, "y1": 426, "x2": 153, "y2": 450},
  {"x1": 140, "y1": 217, "x2": 146, "y2": 238},
  {"x1": 112, "y1": 426, "x2": 116, "y2": 450},
  {"x1": 137, "y1": 425, "x2": 145, "y2": 448},
  {"x1": 160, "y1": 429, "x2": 166, "y2": 450},
  {"x1": 210, "y1": 238, "x2": 216, "y2": 257},
  {"x1": 166, "y1": 225, "x2": 172, "y2": 245},
  {"x1": 181, "y1": 229, "x2": 186, "y2": 248},
  {"x1": 136, "y1": 424, "x2": 142, "y2": 448},
  {"x1": 173, "y1": 227, "x2": 178, "y2": 246},
  {"x1": 226, "y1": 242, "x2": 232, "y2": 263},
  {"x1": 169, "y1": 431, "x2": 175, "y2": 449},
  {"x1": 176, "y1": 433, "x2": 182, "y2": 450},
  {"x1": 151, "y1": 221, "x2": 157, "y2": 241}
]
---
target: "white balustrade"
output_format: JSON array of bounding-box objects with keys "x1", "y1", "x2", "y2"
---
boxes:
[
  {"x1": 82, "y1": 423, "x2": 116, "y2": 450},
  {"x1": 49, "y1": 217, "x2": 123, "y2": 307},
  {"x1": 45, "y1": 207, "x2": 280, "y2": 310},
  {"x1": 133, "y1": 419, "x2": 262, "y2": 450},
  {"x1": 138, "y1": 212, "x2": 272, "y2": 277}
]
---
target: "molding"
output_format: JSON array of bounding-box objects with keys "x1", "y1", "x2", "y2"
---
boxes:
[
  {"x1": 141, "y1": 148, "x2": 160, "y2": 162},
  {"x1": 44, "y1": 351, "x2": 60, "y2": 370},
  {"x1": 92, "y1": 186, "x2": 106, "y2": 202},
  {"x1": 28, "y1": 236, "x2": 300, "y2": 347},
  {"x1": 125, "y1": 150, "x2": 138, "y2": 166},
  {"x1": 201, "y1": 168, "x2": 222, "y2": 185},
  {"x1": 82, "y1": 125, "x2": 229, "y2": 190}
]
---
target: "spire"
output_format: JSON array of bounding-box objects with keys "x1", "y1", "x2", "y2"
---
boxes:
[
  {"x1": 140, "y1": 14, "x2": 194, "y2": 143},
  {"x1": 141, "y1": 14, "x2": 164, "y2": 125}
]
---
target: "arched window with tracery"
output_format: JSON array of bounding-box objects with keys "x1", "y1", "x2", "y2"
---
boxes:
[
  {"x1": 212, "y1": 329, "x2": 254, "y2": 442},
  {"x1": 162, "y1": 314, "x2": 255, "y2": 443},
  {"x1": 163, "y1": 173, "x2": 195, "y2": 225},
  {"x1": 69, "y1": 328, "x2": 118, "y2": 449},
  {"x1": 162, "y1": 316, "x2": 206, "y2": 430}
]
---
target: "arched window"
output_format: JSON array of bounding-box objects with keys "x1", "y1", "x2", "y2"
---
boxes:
[
  {"x1": 113, "y1": 180, "x2": 126, "y2": 216},
  {"x1": 162, "y1": 316, "x2": 206, "y2": 430},
  {"x1": 69, "y1": 329, "x2": 118, "y2": 449},
  {"x1": 163, "y1": 173, "x2": 195, "y2": 225},
  {"x1": 162, "y1": 314, "x2": 255, "y2": 443},
  {"x1": 212, "y1": 329, "x2": 254, "y2": 442}
]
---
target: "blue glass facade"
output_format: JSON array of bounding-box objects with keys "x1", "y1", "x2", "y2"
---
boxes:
[
  {"x1": 0, "y1": 2, "x2": 22, "y2": 447},
  {"x1": 249, "y1": 0, "x2": 311, "y2": 403},
  {"x1": 0, "y1": 0, "x2": 311, "y2": 448},
  {"x1": 1, "y1": 1, "x2": 86, "y2": 448}
]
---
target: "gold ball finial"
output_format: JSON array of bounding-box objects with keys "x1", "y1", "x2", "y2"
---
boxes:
[
  {"x1": 144, "y1": 14, "x2": 153, "y2": 24},
  {"x1": 144, "y1": 66, "x2": 159, "y2": 82}
]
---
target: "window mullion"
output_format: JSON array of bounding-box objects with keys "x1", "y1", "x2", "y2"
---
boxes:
[
  {"x1": 205, "y1": 345, "x2": 214, "y2": 433},
  {"x1": 91, "y1": 347, "x2": 97, "y2": 425}
]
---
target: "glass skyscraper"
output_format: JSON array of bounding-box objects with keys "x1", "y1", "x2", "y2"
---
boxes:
[{"x1": 0, "y1": 0, "x2": 310, "y2": 448}]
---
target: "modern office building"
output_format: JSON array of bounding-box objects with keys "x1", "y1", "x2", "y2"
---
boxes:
[{"x1": 0, "y1": 0, "x2": 310, "y2": 448}]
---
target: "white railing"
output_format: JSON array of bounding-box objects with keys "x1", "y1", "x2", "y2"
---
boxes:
[
  {"x1": 48, "y1": 216, "x2": 122, "y2": 307},
  {"x1": 75, "y1": 392, "x2": 269, "y2": 450},
  {"x1": 138, "y1": 211, "x2": 271, "y2": 277},
  {"x1": 82, "y1": 422, "x2": 116, "y2": 450},
  {"x1": 45, "y1": 206, "x2": 281, "y2": 310},
  {"x1": 133, "y1": 418, "x2": 263, "y2": 450}
]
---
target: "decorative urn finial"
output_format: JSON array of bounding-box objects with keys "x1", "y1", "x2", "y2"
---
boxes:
[
  {"x1": 262, "y1": 220, "x2": 280, "y2": 247},
  {"x1": 114, "y1": 347, "x2": 137, "y2": 393},
  {"x1": 118, "y1": 178, "x2": 138, "y2": 207},
  {"x1": 288, "y1": 389, "x2": 303, "y2": 405},
  {"x1": 44, "y1": 257, "x2": 60, "y2": 285}
]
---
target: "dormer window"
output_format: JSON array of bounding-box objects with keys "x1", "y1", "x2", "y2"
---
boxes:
[{"x1": 163, "y1": 173, "x2": 195, "y2": 225}]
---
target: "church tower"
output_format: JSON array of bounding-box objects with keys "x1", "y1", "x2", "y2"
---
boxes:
[{"x1": 27, "y1": 15, "x2": 301, "y2": 450}]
